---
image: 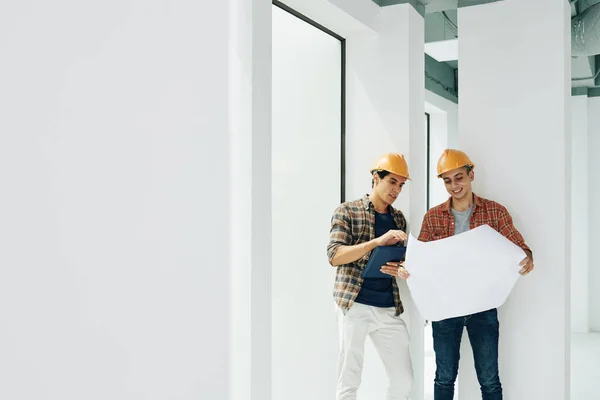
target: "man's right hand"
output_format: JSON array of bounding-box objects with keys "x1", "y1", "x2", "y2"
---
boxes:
[{"x1": 375, "y1": 229, "x2": 407, "y2": 247}]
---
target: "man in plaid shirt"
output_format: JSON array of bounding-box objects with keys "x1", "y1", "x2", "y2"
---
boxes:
[
  {"x1": 417, "y1": 149, "x2": 534, "y2": 400},
  {"x1": 327, "y1": 153, "x2": 413, "y2": 400}
]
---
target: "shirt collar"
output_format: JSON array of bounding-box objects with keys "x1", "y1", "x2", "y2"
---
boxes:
[
  {"x1": 363, "y1": 194, "x2": 394, "y2": 214},
  {"x1": 362, "y1": 194, "x2": 371, "y2": 210},
  {"x1": 440, "y1": 193, "x2": 482, "y2": 212}
]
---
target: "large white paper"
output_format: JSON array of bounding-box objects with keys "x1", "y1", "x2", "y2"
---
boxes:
[{"x1": 405, "y1": 224, "x2": 526, "y2": 321}]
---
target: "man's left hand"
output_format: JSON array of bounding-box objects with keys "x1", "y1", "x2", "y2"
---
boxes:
[
  {"x1": 380, "y1": 261, "x2": 410, "y2": 279},
  {"x1": 519, "y1": 255, "x2": 534, "y2": 275}
]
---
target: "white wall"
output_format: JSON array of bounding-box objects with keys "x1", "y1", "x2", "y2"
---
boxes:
[
  {"x1": 457, "y1": 1, "x2": 571, "y2": 399},
  {"x1": 0, "y1": 1, "x2": 239, "y2": 399},
  {"x1": 571, "y1": 95, "x2": 589, "y2": 333},
  {"x1": 589, "y1": 96, "x2": 600, "y2": 332},
  {"x1": 281, "y1": 0, "x2": 379, "y2": 35},
  {"x1": 271, "y1": 6, "x2": 341, "y2": 400}
]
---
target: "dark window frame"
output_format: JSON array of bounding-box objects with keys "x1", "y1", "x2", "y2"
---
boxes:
[
  {"x1": 426, "y1": 112, "x2": 431, "y2": 210},
  {"x1": 272, "y1": 0, "x2": 347, "y2": 202}
]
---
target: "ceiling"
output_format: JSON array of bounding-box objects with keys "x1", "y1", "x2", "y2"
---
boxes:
[
  {"x1": 571, "y1": 0, "x2": 600, "y2": 89},
  {"x1": 373, "y1": 0, "x2": 600, "y2": 99}
]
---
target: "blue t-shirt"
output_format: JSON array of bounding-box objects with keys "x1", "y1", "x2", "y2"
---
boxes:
[{"x1": 354, "y1": 211, "x2": 396, "y2": 308}]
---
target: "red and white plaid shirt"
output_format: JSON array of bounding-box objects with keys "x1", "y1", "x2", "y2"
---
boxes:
[{"x1": 418, "y1": 193, "x2": 531, "y2": 257}]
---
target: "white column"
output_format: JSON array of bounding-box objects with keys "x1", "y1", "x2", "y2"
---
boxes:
[
  {"x1": 0, "y1": 1, "x2": 256, "y2": 399},
  {"x1": 344, "y1": 4, "x2": 426, "y2": 399},
  {"x1": 571, "y1": 95, "x2": 589, "y2": 334},
  {"x1": 589, "y1": 96, "x2": 600, "y2": 332},
  {"x1": 405, "y1": 8, "x2": 427, "y2": 400},
  {"x1": 229, "y1": 0, "x2": 272, "y2": 400},
  {"x1": 457, "y1": 1, "x2": 571, "y2": 399}
]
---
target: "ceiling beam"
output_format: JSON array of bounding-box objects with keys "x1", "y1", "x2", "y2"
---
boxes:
[
  {"x1": 421, "y1": 0, "x2": 504, "y2": 14},
  {"x1": 589, "y1": 88, "x2": 600, "y2": 97},
  {"x1": 457, "y1": 0, "x2": 503, "y2": 8},
  {"x1": 376, "y1": 0, "x2": 425, "y2": 15},
  {"x1": 424, "y1": 0, "x2": 458, "y2": 13}
]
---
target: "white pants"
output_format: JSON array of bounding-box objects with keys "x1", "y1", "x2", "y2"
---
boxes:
[{"x1": 336, "y1": 302, "x2": 413, "y2": 400}]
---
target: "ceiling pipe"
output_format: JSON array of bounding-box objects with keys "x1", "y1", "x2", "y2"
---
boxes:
[
  {"x1": 571, "y1": 67, "x2": 600, "y2": 81},
  {"x1": 572, "y1": 2, "x2": 600, "y2": 56}
]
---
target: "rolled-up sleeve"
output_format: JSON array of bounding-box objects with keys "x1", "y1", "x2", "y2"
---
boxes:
[
  {"x1": 497, "y1": 205, "x2": 532, "y2": 256},
  {"x1": 327, "y1": 205, "x2": 352, "y2": 264}
]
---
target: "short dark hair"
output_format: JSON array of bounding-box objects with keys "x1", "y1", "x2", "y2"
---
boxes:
[
  {"x1": 440, "y1": 165, "x2": 473, "y2": 179},
  {"x1": 371, "y1": 170, "x2": 390, "y2": 187}
]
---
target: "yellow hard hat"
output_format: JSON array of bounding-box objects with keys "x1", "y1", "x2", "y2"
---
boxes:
[
  {"x1": 370, "y1": 153, "x2": 410, "y2": 180},
  {"x1": 437, "y1": 149, "x2": 475, "y2": 177}
]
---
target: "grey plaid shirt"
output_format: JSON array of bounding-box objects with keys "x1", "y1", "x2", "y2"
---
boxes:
[{"x1": 327, "y1": 194, "x2": 407, "y2": 315}]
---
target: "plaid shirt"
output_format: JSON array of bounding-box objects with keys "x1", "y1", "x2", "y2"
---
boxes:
[
  {"x1": 418, "y1": 194, "x2": 531, "y2": 256},
  {"x1": 327, "y1": 194, "x2": 407, "y2": 316}
]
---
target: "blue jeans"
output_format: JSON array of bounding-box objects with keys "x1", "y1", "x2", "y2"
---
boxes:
[{"x1": 432, "y1": 308, "x2": 502, "y2": 400}]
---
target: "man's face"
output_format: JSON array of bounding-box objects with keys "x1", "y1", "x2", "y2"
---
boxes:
[
  {"x1": 441, "y1": 167, "x2": 474, "y2": 200},
  {"x1": 374, "y1": 172, "x2": 407, "y2": 205}
]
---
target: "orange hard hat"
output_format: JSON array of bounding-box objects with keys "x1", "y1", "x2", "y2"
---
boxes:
[
  {"x1": 370, "y1": 153, "x2": 410, "y2": 180},
  {"x1": 437, "y1": 149, "x2": 475, "y2": 177}
]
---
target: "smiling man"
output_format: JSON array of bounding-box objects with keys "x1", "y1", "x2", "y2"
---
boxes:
[
  {"x1": 417, "y1": 149, "x2": 534, "y2": 400},
  {"x1": 327, "y1": 153, "x2": 413, "y2": 400}
]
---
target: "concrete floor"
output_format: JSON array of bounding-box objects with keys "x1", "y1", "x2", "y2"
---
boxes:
[{"x1": 571, "y1": 332, "x2": 600, "y2": 400}]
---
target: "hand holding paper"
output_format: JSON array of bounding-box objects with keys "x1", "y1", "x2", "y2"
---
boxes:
[
  {"x1": 380, "y1": 261, "x2": 410, "y2": 279},
  {"x1": 404, "y1": 225, "x2": 525, "y2": 321}
]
